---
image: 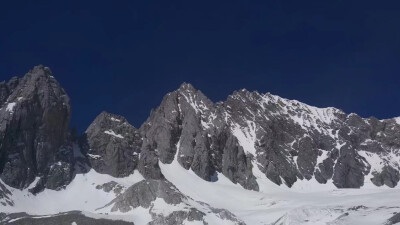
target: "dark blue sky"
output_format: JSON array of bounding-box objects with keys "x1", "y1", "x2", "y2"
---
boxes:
[{"x1": 1, "y1": 0, "x2": 399, "y2": 132}]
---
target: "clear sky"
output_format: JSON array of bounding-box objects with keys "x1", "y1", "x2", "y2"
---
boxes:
[{"x1": 1, "y1": 0, "x2": 399, "y2": 132}]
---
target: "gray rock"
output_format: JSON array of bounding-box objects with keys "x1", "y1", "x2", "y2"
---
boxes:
[
  {"x1": 371, "y1": 166, "x2": 400, "y2": 188},
  {"x1": 134, "y1": 83, "x2": 400, "y2": 189},
  {"x1": 1, "y1": 211, "x2": 134, "y2": 225},
  {"x1": 0, "y1": 181, "x2": 13, "y2": 206},
  {"x1": 386, "y1": 212, "x2": 400, "y2": 225},
  {"x1": 2, "y1": 67, "x2": 400, "y2": 201},
  {"x1": 45, "y1": 161, "x2": 73, "y2": 190},
  {"x1": 105, "y1": 179, "x2": 245, "y2": 225},
  {"x1": 137, "y1": 84, "x2": 261, "y2": 190},
  {"x1": 96, "y1": 181, "x2": 124, "y2": 195},
  {"x1": 332, "y1": 144, "x2": 369, "y2": 188},
  {"x1": 222, "y1": 134, "x2": 258, "y2": 190},
  {"x1": 107, "y1": 179, "x2": 184, "y2": 212},
  {"x1": 86, "y1": 111, "x2": 142, "y2": 177},
  {"x1": 0, "y1": 65, "x2": 71, "y2": 189}
]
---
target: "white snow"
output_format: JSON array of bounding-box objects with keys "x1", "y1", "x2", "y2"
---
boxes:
[
  {"x1": 358, "y1": 150, "x2": 385, "y2": 173},
  {"x1": 316, "y1": 150, "x2": 329, "y2": 165},
  {"x1": 151, "y1": 198, "x2": 188, "y2": 216},
  {"x1": 110, "y1": 117, "x2": 121, "y2": 122},
  {"x1": 0, "y1": 168, "x2": 144, "y2": 215},
  {"x1": 231, "y1": 121, "x2": 257, "y2": 156},
  {"x1": 129, "y1": 206, "x2": 152, "y2": 225},
  {"x1": 6, "y1": 102, "x2": 16, "y2": 112},
  {"x1": 259, "y1": 92, "x2": 340, "y2": 137},
  {"x1": 395, "y1": 117, "x2": 400, "y2": 125},
  {"x1": 160, "y1": 153, "x2": 400, "y2": 225},
  {"x1": 104, "y1": 130, "x2": 124, "y2": 139},
  {"x1": 180, "y1": 90, "x2": 209, "y2": 115},
  {"x1": 1, "y1": 142, "x2": 400, "y2": 225},
  {"x1": 87, "y1": 153, "x2": 102, "y2": 159}
]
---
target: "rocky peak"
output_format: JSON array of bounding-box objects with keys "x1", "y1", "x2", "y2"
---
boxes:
[
  {"x1": 175, "y1": 83, "x2": 213, "y2": 115},
  {"x1": 177, "y1": 82, "x2": 195, "y2": 92},
  {"x1": 0, "y1": 65, "x2": 71, "y2": 190},
  {"x1": 86, "y1": 111, "x2": 135, "y2": 137},
  {"x1": 86, "y1": 111, "x2": 142, "y2": 177},
  {"x1": 10, "y1": 65, "x2": 69, "y2": 108}
]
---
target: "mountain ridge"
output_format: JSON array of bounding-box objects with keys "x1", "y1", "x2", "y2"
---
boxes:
[{"x1": 1, "y1": 65, "x2": 400, "y2": 225}]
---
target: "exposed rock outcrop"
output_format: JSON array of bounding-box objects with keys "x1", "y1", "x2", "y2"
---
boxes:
[
  {"x1": 105, "y1": 179, "x2": 245, "y2": 225},
  {"x1": 86, "y1": 112, "x2": 142, "y2": 177},
  {"x1": 0, "y1": 65, "x2": 72, "y2": 190}
]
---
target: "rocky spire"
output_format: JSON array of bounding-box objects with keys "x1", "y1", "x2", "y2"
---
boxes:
[
  {"x1": 0, "y1": 65, "x2": 71, "y2": 189},
  {"x1": 85, "y1": 111, "x2": 142, "y2": 177}
]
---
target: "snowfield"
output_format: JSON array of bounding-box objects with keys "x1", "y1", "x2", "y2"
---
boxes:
[
  {"x1": 1, "y1": 156, "x2": 400, "y2": 225},
  {"x1": 160, "y1": 154, "x2": 400, "y2": 225}
]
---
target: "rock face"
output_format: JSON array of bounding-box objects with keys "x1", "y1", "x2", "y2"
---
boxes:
[
  {"x1": 86, "y1": 112, "x2": 142, "y2": 177},
  {"x1": 107, "y1": 179, "x2": 187, "y2": 212},
  {"x1": 105, "y1": 179, "x2": 245, "y2": 225},
  {"x1": 1, "y1": 67, "x2": 400, "y2": 192},
  {"x1": 0, "y1": 181, "x2": 13, "y2": 206},
  {"x1": 138, "y1": 83, "x2": 259, "y2": 190},
  {"x1": 137, "y1": 83, "x2": 400, "y2": 189},
  {"x1": 0, "y1": 65, "x2": 72, "y2": 190},
  {"x1": 1, "y1": 66, "x2": 400, "y2": 225},
  {"x1": 0, "y1": 211, "x2": 134, "y2": 225}
]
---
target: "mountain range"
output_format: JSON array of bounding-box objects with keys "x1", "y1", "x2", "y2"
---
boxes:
[{"x1": 0, "y1": 65, "x2": 400, "y2": 225}]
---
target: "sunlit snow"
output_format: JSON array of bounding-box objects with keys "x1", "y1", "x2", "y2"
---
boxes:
[{"x1": 104, "y1": 130, "x2": 124, "y2": 138}]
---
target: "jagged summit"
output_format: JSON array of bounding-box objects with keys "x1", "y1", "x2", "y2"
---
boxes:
[
  {"x1": 177, "y1": 82, "x2": 196, "y2": 91},
  {"x1": 0, "y1": 65, "x2": 71, "y2": 190},
  {"x1": 85, "y1": 110, "x2": 141, "y2": 177}
]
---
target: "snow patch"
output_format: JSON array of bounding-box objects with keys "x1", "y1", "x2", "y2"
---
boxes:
[
  {"x1": 87, "y1": 154, "x2": 102, "y2": 159},
  {"x1": 358, "y1": 151, "x2": 385, "y2": 173},
  {"x1": 316, "y1": 150, "x2": 329, "y2": 165},
  {"x1": 110, "y1": 117, "x2": 121, "y2": 122},
  {"x1": 151, "y1": 198, "x2": 188, "y2": 216},
  {"x1": 231, "y1": 121, "x2": 257, "y2": 156},
  {"x1": 6, "y1": 102, "x2": 16, "y2": 112},
  {"x1": 104, "y1": 130, "x2": 124, "y2": 139}
]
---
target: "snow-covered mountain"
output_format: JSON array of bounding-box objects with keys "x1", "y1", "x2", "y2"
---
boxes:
[{"x1": 1, "y1": 65, "x2": 400, "y2": 225}]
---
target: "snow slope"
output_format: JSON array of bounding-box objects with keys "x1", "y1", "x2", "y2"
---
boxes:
[
  {"x1": 2, "y1": 135, "x2": 400, "y2": 225},
  {"x1": 160, "y1": 156, "x2": 400, "y2": 225}
]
